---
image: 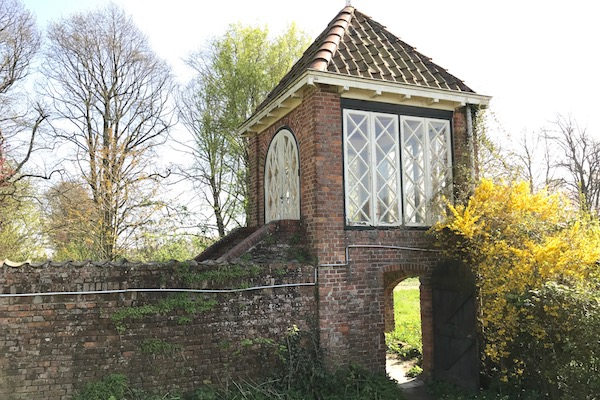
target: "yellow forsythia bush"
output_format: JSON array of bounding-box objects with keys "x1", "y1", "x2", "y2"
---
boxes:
[{"x1": 433, "y1": 179, "x2": 600, "y2": 393}]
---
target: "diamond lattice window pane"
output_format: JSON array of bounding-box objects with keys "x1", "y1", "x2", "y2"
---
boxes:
[
  {"x1": 344, "y1": 111, "x2": 372, "y2": 225},
  {"x1": 401, "y1": 117, "x2": 427, "y2": 225},
  {"x1": 374, "y1": 114, "x2": 400, "y2": 225},
  {"x1": 344, "y1": 111, "x2": 451, "y2": 227},
  {"x1": 427, "y1": 120, "x2": 451, "y2": 224}
]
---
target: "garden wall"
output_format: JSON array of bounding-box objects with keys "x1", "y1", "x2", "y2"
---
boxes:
[{"x1": 0, "y1": 261, "x2": 317, "y2": 399}]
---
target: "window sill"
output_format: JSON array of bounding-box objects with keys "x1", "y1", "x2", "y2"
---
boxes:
[{"x1": 344, "y1": 225, "x2": 430, "y2": 231}]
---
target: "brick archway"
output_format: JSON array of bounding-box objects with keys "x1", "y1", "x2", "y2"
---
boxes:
[{"x1": 382, "y1": 265, "x2": 434, "y2": 376}]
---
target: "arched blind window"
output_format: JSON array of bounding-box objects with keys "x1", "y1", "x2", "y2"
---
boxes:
[{"x1": 264, "y1": 129, "x2": 300, "y2": 223}]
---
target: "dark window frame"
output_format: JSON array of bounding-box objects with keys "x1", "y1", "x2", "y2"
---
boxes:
[{"x1": 340, "y1": 98, "x2": 455, "y2": 231}]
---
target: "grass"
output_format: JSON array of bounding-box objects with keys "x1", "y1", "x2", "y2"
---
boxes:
[{"x1": 385, "y1": 277, "x2": 422, "y2": 360}]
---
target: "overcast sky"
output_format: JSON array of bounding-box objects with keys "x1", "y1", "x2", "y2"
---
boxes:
[{"x1": 22, "y1": 0, "x2": 599, "y2": 140}]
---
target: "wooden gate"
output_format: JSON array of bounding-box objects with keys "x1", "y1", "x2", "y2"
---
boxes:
[{"x1": 431, "y1": 261, "x2": 479, "y2": 390}]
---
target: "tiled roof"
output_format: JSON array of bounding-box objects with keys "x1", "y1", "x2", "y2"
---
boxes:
[{"x1": 254, "y1": 6, "x2": 474, "y2": 116}]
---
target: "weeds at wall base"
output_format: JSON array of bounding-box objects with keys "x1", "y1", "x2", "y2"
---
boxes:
[
  {"x1": 74, "y1": 368, "x2": 407, "y2": 400},
  {"x1": 74, "y1": 327, "x2": 408, "y2": 400}
]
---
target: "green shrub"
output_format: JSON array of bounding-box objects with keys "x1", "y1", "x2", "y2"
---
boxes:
[
  {"x1": 406, "y1": 365, "x2": 423, "y2": 378},
  {"x1": 428, "y1": 380, "x2": 541, "y2": 400},
  {"x1": 507, "y1": 282, "x2": 600, "y2": 399}
]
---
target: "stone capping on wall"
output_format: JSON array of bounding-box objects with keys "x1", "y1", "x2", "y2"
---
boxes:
[
  {"x1": 194, "y1": 226, "x2": 258, "y2": 262},
  {"x1": 215, "y1": 223, "x2": 275, "y2": 263},
  {"x1": 0, "y1": 259, "x2": 317, "y2": 298},
  {"x1": 0, "y1": 258, "x2": 166, "y2": 268}
]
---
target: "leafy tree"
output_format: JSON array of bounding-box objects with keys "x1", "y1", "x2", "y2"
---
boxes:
[
  {"x1": 127, "y1": 232, "x2": 209, "y2": 262},
  {"x1": 0, "y1": 182, "x2": 44, "y2": 261},
  {"x1": 44, "y1": 181, "x2": 101, "y2": 261},
  {"x1": 122, "y1": 202, "x2": 211, "y2": 262},
  {"x1": 179, "y1": 24, "x2": 309, "y2": 237},
  {"x1": 434, "y1": 179, "x2": 600, "y2": 397},
  {"x1": 43, "y1": 5, "x2": 174, "y2": 259}
]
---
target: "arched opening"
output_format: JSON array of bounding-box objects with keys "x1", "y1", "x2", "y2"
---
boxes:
[
  {"x1": 264, "y1": 128, "x2": 300, "y2": 223},
  {"x1": 383, "y1": 270, "x2": 432, "y2": 387}
]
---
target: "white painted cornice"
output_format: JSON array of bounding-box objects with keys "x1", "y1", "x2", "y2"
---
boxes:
[{"x1": 238, "y1": 69, "x2": 491, "y2": 136}]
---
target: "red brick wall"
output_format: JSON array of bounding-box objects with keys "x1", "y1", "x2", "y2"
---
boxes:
[
  {"x1": 248, "y1": 90, "x2": 469, "y2": 261},
  {"x1": 0, "y1": 262, "x2": 316, "y2": 399},
  {"x1": 247, "y1": 86, "x2": 331, "y2": 254},
  {"x1": 247, "y1": 88, "x2": 471, "y2": 376},
  {"x1": 318, "y1": 246, "x2": 439, "y2": 373}
]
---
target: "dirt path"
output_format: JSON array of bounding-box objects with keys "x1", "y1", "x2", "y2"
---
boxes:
[{"x1": 386, "y1": 354, "x2": 433, "y2": 400}]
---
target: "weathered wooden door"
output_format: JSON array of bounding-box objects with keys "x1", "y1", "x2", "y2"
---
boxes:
[{"x1": 431, "y1": 261, "x2": 479, "y2": 390}]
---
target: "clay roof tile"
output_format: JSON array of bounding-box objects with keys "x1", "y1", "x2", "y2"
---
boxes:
[{"x1": 249, "y1": 6, "x2": 475, "y2": 121}]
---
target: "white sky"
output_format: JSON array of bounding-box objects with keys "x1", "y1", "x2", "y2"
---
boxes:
[
  {"x1": 18, "y1": 0, "x2": 600, "y2": 227},
  {"x1": 23, "y1": 0, "x2": 600, "y2": 139}
]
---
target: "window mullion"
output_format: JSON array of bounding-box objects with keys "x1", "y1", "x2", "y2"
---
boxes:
[{"x1": 399, "y1": 116, "x2": 406, "y2": 225}]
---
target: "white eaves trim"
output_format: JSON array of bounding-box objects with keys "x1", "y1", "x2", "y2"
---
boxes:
[
  {"x1": 311, "y1": 70, "x2": 492, "y2": 107},
  {"x1": 238, "y1": 71, "x2": 311, "y2": 136},
  {"x1": 238, "y1": 69, "x2": 492, "y2": 135}
]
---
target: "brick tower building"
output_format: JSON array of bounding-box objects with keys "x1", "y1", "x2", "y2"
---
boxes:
[{"x1": 238, "y1": 5, "x2": 490, "y2": 387}]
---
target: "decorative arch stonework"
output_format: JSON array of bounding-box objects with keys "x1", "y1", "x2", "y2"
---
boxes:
[{"x1": 264, "y1": 128, "x2": 300, "y2": 223}]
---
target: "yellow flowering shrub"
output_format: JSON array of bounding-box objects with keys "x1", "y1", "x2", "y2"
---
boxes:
[{"x1": 433, "y1": 179, "x2": 600, "y2": 397}]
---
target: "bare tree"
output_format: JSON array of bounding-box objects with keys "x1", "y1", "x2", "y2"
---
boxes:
[
  {"x1": 471, "y1": 109, "x2": 519, "y2": 182},
  {"x1": 514, "y1": 131, "x2": 560, "y2": 194},
  {"x1": 178, "y1": 81, "x2": 244, "y2": 237},
  {"x1": 0, "y1": 0, "x2": 51, "y2": 191},
  {"x1": 43, "y1": 5, "x2": 174, "y2": 259},
  {"x1": 550, "y1": 115, "x2": 600, "y2": 214},
  {"x1": 0, "y1": 0, "x2": 38, "y2": 93}
]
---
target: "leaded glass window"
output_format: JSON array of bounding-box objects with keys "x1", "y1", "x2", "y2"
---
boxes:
[
  {"x1": 343, "y1": 110, "x2": 401, "y2": 226},
  {"x1": 400, "y1": 116, "x2": 452, "y2": 226},
  {"x1": 343, "y1": 109, "x2": 452, "y2": 227}
]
